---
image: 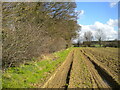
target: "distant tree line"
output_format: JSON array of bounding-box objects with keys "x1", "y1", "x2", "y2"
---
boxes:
[
  {"x1": 2, "y1": 2, "x2": 80, "y2": 69},
  {"x1": 80, "y1": 40, "x2": 120, "y2": 47},
  {"x1": 75, "y1": 29, "x2": 119, "y2": 47}
]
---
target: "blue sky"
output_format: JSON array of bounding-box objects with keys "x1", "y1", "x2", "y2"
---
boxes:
[
  {"x1": 76, "y1": 2, "x2": 118, "y2": 25},
  {"x1": 75, "y1": 2, "x2": 118, "y2": 40}
]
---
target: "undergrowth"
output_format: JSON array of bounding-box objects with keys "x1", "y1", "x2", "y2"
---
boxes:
[{"x1": 2, "y1": 48, "x2": 72, "y2": 88}]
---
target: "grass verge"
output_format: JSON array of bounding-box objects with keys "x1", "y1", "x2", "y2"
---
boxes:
[{"x1": 2, "y1": 48, "x2": 72, "y2": 88}]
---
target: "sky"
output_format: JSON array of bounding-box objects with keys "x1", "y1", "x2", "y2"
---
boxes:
[{"x1": 75, "y1": 2, "x2": 118, "y2": 41}]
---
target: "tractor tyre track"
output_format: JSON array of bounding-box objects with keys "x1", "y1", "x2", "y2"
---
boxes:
[
  {"x1": 81, "y1": 49, "x2": 120, "y2": 89},
  {"x1": 42, "y1": 48, "x2": 119, "y2": 89},
  {"x1": 42, "y1": 50, "x2": 74, "y2": 88}
]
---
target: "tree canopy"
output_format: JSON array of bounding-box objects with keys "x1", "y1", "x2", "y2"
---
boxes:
[{"x1": 2, "y1": 2, "x2": 80, "y2": 68}]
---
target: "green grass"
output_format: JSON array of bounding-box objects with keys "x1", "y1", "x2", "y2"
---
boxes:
[
  {"x1": 2, "y1": 48, "x2": 72, "y2": 88},
  {"x1": 94, "y1": 44, "x2": 103, "y2": 47},
  {"x1": 0, "y1": 70, "x2": 2, "y2": 89}
]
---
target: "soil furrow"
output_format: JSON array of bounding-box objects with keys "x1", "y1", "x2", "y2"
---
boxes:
[
  {"x1": 42, "y1": 50, "x2": 74, "y2": 88},
  {"x1": 81, "y1": 50, "x2": 109, "y2": 88},
  {"x1": 90, "y1": 59, "x2": 120, "y2": 88},
  {"x1": 64, "y1": 56, "x2": 73, "y2": 90},
  {"x1": 68, "y1": 49, "x2": 93, "y2": 88},
  {"x1": 42, "y1": 48, "x2": 119, "y2": 89},
  {"x1": 81, "y1": 49, "x2": 119, "y2": 88}
]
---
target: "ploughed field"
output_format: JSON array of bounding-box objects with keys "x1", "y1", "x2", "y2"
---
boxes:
[
  {"x1": 42, "y1": 47, "x2": 119, "y2": 88},
  {"x1": 2, "y1": 47, "x2": 120, "y2": 88}
]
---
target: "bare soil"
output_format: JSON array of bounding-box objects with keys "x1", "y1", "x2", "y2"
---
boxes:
[
  {"x1": 42, "y1": 50, "x2": 74, "y2": 88},
  {"x1": 41, "y1": 48, "x2": 120, "y2": 89}
]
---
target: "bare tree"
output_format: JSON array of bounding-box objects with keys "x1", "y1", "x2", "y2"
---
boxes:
[
  {"x1": 2, "y1": 2, "x2": 80, "y2": 68},
  {"x1": 95, "y1": 29, "x2": 106, "y2": 47},
  {"x1": 84, "y1": 31, "x2": 93, "y2": 46}
]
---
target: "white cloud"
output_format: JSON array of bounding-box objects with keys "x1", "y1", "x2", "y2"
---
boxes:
[
  {"x1": 110, "y1": 2, "x2": 117, "y2": 7},
  {"x1": 79, "y1": 19, "x2": 118, "y2": 41},
  {"x1": 107, "y1": 19, "x2": 118, "y2": 26}
]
